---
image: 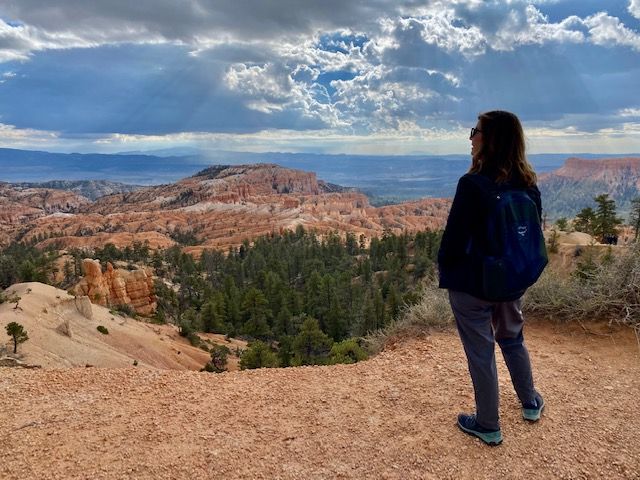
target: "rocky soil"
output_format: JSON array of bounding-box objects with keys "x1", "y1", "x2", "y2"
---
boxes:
[{"x1": 1, "y1": 320, "x2": 639, "y2": 479}]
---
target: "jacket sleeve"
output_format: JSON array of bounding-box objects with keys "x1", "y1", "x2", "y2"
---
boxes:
[{"x1": 438, "y1": 175, "x2": 480, "y2": 268}]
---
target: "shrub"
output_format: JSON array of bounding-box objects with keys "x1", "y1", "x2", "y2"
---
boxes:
[
  {"x1": 113, "y1": 303, "x2": 136, "y2": 317},
  {"x1": 205, "y1": 344, "x2": 232, "y2": 372},
  {"x1": 239, "y1": 341, "x2": 279, "y2": 369},
  {"x1": 365, "y1": 280, "x2": 453, "y2": 354},
  {"x1": 201, "y1": 363, "x2": 216, "y2": 372},
  {"x1": 525, "y1": 242, "x2": 640, "y2": 328},
  {"x1": 186, "y1": 332, "x2": 202, "y2": 348},
  {"x1": 328, "y1": 339, "x2": 368, "y2": 364},
  {"x1": 97, "y1": 325, "x2": 109, "y2": 335}
]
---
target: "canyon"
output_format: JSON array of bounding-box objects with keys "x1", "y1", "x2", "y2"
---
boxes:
[{"x1": 0, "y1": 164, "x2": 451, "y2": 254}]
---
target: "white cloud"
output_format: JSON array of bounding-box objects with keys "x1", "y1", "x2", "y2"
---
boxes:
[
  {"x1": 0, "y1": 0, "x2": 638, "y2": 152},
  {"x1": 583, "y1": 12, "x2": 640, "y2": 51},
  {"x1": 0, "y1": 122, "x2": 59, "y2": 145},
  {"x1": 224, "y1": 61, "x2": 345, "y2": 127},
  {"x1": 630, "y1": 0, "x2": 640, "y2": 20},
  {"x1": 225, "y1": 63, "x2": 293, "y2": 112},
  {"x1": 87, "y1": 121, "x2": 640, "y2": 156},
  {"x1": 618, "y1": 108, "x2": 640, "y2": 117}
]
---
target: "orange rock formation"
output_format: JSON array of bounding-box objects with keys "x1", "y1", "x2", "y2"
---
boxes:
[
  {"x1": 74, "y1": 259, "x2": 156, "y2": 315},
  {"x1": 539, "y1": 156, "x2": 640, "y2": 184},
  {"x1": 0, "y1": 164, "x2": 452, "y2": 253}
]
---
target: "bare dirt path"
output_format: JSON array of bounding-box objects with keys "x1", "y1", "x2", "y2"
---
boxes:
[{"x1": 1, "y1": 320, "x2": 639, "y2": 480}]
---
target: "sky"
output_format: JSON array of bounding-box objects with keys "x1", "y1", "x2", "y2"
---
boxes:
[{"x1": 0, "y1": 0, "x2": 638, "y2": 155}]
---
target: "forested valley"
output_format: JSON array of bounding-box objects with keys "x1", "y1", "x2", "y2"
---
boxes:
[{"x1": 0, "y1": 226, "x2": 442, "y2": 370}]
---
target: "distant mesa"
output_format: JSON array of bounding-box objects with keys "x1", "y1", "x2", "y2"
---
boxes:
[
  {"x1": 539, "y1": 156, "x2": 640, "y2": 182},
  {"x1": 538, "y1": 156, "x2": 640, "y2": 219}
]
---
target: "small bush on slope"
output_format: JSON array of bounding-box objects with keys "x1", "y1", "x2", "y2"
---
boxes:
[{"x1": 96, "y1": 325, "x2": 109, "y2": 335}]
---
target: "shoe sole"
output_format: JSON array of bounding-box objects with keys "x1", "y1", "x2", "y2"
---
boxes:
[
  {"x1": 457, "y1": 420, "x2": 503, "y2": 446},
  {"x1": 523, "y1": 400, "x2": 545, "y2": 422}
]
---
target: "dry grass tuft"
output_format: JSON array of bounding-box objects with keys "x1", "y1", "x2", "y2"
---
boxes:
[
  {"x1": 369, "y1": 242, "x2": 640, "y2": 353},
  {"x1": 525, "y1": 243, "x2": 640, "y2": 329},
  {"x1": 364, "y1": 280, "x2": 453, "y2": 354}
]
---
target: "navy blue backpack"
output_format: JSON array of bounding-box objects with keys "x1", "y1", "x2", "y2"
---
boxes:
[{"x1": 468, "y1": 176, "x2": 548, "y2": 301}]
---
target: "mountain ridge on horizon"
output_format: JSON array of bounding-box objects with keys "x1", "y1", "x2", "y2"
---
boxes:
[{"x1": 2, "y1": 147, "x2": 640, "y2": 218}]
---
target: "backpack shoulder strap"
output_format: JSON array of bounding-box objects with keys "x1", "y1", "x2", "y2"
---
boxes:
[{"x1": 464, "y1": 173, "x2": 501, "y2": 198}]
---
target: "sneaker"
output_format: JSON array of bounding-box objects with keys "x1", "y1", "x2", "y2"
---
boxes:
[
  {"x1": 522, "y1": 393, "x2": 545, "y2": 422},
  {"x1": 457, "y1": 413, "x2": 503, "y2": 446}
]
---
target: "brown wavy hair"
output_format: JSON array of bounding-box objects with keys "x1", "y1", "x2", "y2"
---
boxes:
[{"x1": 469, "y1": 110, "x2": 537, "y2": 187}]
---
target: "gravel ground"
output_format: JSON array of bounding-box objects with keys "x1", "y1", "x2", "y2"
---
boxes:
[{"x1": 1, "y1": 321, "x2": 639, "y2": 480}]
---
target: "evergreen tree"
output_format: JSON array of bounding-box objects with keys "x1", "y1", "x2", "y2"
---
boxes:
[
  {"x1": 555, "y1": 217, "x2": 569, "y2": 231},
  {"x1": 304, "y1": 270, "x2": 323, "y2": 320},
  {"x1": 277, "y1": 335, "x2": 294, "y2": 367},
  {"x1": 201, "y1": 298, "x2": 225, "y2": 333},
  {"x1": 386, "y1": 284, "x2": 402, "y2": 320},
  {"x1": 629, "y1": 197, "x2": 640, "y2": 241},
  {"x1": 62, "y1": 260, "x2": 75, "y2": 287},
  {"x1": 223, "y1": 276, "x2": 242, "y2": 329},
  {"x1": 274, "y1": 304, "x2": 293, "y2": 337},
  {"x1": 18, "y1": 260, "x2": 38, "y2": 283},
  {"x1": 291, "y1": 317, "x2": 333, "y2": 366},
  {"x1": 241, "y1": 287, "x2": 272, "y2": 338},
  {"x1": 355, "y1": 293, "x2": 377, "y2": 336},
  {"x1": 574, "y1": 207, "x2": 596, "y2": 235},
  {"x1": 6, "y1": 322, "x2": 28, "y2": 354},
  {"x1": 208, "y1": 345, "x2": 231, "y2": 372},
  {"x1": 325, "y1": 293, "x2": 346, "y2": 341},
  {"x1": 0, "y1": 255, "x2": 17, "y2": 289},
  {"x1": 373, "y1": 288, "x2": 386, "y2": 329},
  {"x1": 239, "y1": 340, "x2": 280, "y2": 369},
  {"x1": 593, "y1": 194, "x2": 622, "y2": 242},
  {"x1": 345, "y1": 232, "x2": 359, "y2": 256}
]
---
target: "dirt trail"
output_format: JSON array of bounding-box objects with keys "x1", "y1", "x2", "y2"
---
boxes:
[{"x1": 1, "y1": 321, "x2": 639, "y2": 480}]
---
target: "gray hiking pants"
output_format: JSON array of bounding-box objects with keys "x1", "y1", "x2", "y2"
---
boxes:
[{"x1": 448, "y1": 290, "x2": 537, "y2": 431}]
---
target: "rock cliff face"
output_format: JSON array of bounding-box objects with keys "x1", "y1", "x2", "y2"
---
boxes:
[
  {"x1": 0, "y1": 164, "x2": 451, "y2": 252},
  {"x1": 0, "y1": 183, "x2": 89, "y2": 225},
  {"x1": 540, "y1": 157, "x2": 640, "y2": 184},
  {"x1": 74, "y1": 259, "x2": 156, "y2": 315},
  {"x1": 538, "y1": 156, "x2": 640, "y2": 219},
  {"x1": 11, "y1": 180, "x2": 142, "y2": 201}
]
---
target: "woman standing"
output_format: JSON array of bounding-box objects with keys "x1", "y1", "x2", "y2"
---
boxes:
[{"x1": 438, "y1": 110, "x2": 545, "y2": 446}]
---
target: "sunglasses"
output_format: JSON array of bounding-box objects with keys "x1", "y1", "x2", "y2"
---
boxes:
[{"x1": 470, "y1": 127, "x2": 482, "y2": 139}]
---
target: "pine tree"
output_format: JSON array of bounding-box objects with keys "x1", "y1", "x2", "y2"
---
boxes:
[
  {"x1": 63, "y1": 260, "x2": 74, "y2": 286},
  {"x1": 574, "y1": 207, "x2": 596, "y2": 235},
  {"x1": 223, "y1": 276, "x2": 242, "y2": 329},
  {"x1": 201, "y1": 299, "x2": 225, "y2": 333},
  {"x1": 208, "y1": 345, "x2": 231, "y2": 372},
  {"x1": 241, "y1": 287, "x2": 272, "y2": 338},
  {"x1": 629, "y1": 197, "x2": 640, "y2": 241},
  {"x1": 6, "y1": 322, "x2": 29, "y2": 354},
  {"x1": 291, "y1": 317, "x2": 333, "y2": 366},
  {"x1": 593, "y1": 194, "x2": 622, "y2": 242},
  {"x1": 386, "y1": 284, "x2": 402, "y2": 320},
  {"x1": 239, "y1": 341, "x2": 279, "y2": 369},
  {"x1": 325, "y1": 293, "x2": 346, "y2": 341}
]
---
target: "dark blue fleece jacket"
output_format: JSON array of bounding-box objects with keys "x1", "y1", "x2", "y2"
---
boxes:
[{"x1": 437, "y1": 171, "x2": 542, "y2": 300}]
